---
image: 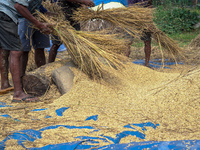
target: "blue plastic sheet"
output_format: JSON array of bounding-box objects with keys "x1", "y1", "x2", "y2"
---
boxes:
[
  {"x1": 0, "y1": 102, "x2": 12, "y2": 108},
  {"x1": 132, "y1": 59, "x2": 184, "y2": 69},
  {"x1": 97, "y1": 140, "x2": 200, "y2": 150},
  {"x1": 46, "y1": 40, "x2": 67, "y2": 52},
  {"x1": 131, "y1": 122, "x2": 159, "y2": 131},
  {"x1": 1, "y1": 106, "x2": 199, "y2": 149},
  {"x1": 45, "y1": 115, "x2": 52, "y2": 118},
  {"x1": 0, "y1": 114, "x2": 20, "y2": 122},
  {"x1": 55, "y1": 107, "x2": 70, "y2": 116},
  {"x1": 0, "y1": 117, "x2": 200, "y2": 150},
  {"x1": 93, "y1": 0, "x2": 128, "y2": 6},
  {"x1": 29, "y1": 141, "x2": 88, "y2": 150},
  {"x1": 85, "y1": 115, "x2": 98, "y2": 121},
  {"x1": 31, "y1": 108, "x2": 48, "y2": 112}
]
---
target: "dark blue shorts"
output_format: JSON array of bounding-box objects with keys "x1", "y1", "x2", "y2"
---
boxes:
[
  {"x1": 18, "y1": 18, "x2": 50, "y2": 51},
  {"x1": 126, "y1": 31, "x2": 151, "y2": 42},
  {"x1": 51, "y1": 35, "x2": 62, "y2": 46},
  {"x1": 0, "y1": 12, "x2": 23, "y2": 51}
]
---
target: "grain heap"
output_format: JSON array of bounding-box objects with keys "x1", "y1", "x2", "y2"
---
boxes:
[{"x1": 1, "y1": 63, "x2": 199, "y2": 149}]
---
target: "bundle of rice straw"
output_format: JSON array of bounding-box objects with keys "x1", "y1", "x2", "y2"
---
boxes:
[
  {"x1": 74, "y1": 5, "x2": 151, "y2": 38},
  {"x1": 36, "y1": 10, "x2": 128, "y2": 79},
  {"x1": 42, "y1": 0, "x2": 65, "y2": 20},
  {"x1": 72, "y1": 5, "x2": 184, "y2": 59}
]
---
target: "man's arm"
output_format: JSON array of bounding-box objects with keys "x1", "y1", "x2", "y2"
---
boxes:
[
  {"x1": 14, "y1": 3, "x2": 52, "y2": 34},
  {"x1": 147, "y1": 0, "x2": 153, "y2": 8},
  {"x1": 64, "y1": 0, "x2": 95, "y2": 7}
]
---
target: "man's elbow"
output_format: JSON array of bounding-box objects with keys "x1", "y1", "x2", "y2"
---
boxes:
[
  {"x1": 14, "y1": 3, "x2": 25, "y2": 11},
  {"x1": 14, "y1": 3, "x2": 20, "y2": 10}
]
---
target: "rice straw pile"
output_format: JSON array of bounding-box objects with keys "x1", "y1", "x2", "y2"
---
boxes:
[
  {"x1": 36, "y1": 10, "x2": 128, "y2": 79},
  {"x1": 189, "y1": 34, "x2": 200, "y2": 47},
  {"x1": 73, "y1": 5, "x2": 184, "y2": 58}
]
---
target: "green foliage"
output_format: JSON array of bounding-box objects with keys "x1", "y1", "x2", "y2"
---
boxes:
[
  {"x1": 153, "y1": 0, "x2": 193, "y2": 7},
  {"x1": 153, "y1": 6, "x2": 199, "y2": 34}
]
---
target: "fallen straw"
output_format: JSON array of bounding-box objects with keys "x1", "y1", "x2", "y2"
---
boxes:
[{"x1": 0, "y1": 87, "x2": 14, "y2": 95}]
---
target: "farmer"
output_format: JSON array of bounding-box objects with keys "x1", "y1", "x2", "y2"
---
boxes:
[
  {"x1": 127, "y1": 0, "x2": 153, "y2": 67},
  {"x1": 19, "y1": 4, "x2": 56, "y2": 79},
  {"x1": 0, "y1": 0, "x2": 52, "y2": 102},
  {"x1": 48, "y1": 0, "x2": 95, "y2": 63}
]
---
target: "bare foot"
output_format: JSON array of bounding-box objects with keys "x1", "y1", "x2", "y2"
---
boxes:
[
  {"x1": 1, "y1": 84, "x2": 12, "y2": 90},
  {"x1": 145, "y1": 64, "x2": 153, "y2": 69},
  {"x1": 12, "y1": 93, "x2": 39, "y2": 103}
]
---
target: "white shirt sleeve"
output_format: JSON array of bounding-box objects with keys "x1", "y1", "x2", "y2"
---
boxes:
[{"x1": 12, "y1": 0, "x2": 31, "y2": 7}]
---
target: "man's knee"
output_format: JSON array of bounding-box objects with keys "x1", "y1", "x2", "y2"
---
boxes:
[{"x1": 10, "y1": 50, "x2": 23, "y2": 58}]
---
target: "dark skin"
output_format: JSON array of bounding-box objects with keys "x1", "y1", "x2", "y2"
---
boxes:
[
  {"x1": 21, "y1": 48, "x2": 46, "y2": 78},
  {"x1": 64, "y1": 0, "x2": 95, "y2": 7},
  {"x1": 48, "y1": 0, "x2": 95, "y2": 63},
  {"x1": 0, "y1": 50, "x2": 11, "y2": 89},
  {"x1": 0, "y1": 3, "x2": 52, "y2": 102},
  {"x1": 20, "y1": 10, "x2": 58, "y2": 77},
  {"x1": 144, "y1": 40, "x2": 151, "y2": 67},
  {"x1": 126, "y1": 0, "x2": 153, "y2": 68}
]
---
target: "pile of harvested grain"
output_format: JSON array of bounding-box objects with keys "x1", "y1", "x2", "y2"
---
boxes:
[
  {"x1": 183, "y1": 46, "x2": 200, "y2": 65},
  {"x1": 1, "y1": 63, "x2": 199, "y2": 148},
  {"x1": 177, "y1": 34, "x2": 200, "y2": 65}
]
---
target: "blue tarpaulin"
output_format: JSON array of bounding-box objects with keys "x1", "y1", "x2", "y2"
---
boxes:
[
  {"x1": 132, "y1": 59, "x2": 184, "y2": 69},
  {"x1": 46, "y1": 40, "x2": 67, "y2": 52},
  {"x1": 0, "y1": 107, "x2": 199, "y2": 150},
  {"x1": 93, "y1": 0, "x2": 128, "y2": 6},
  {"x1": 0, "y1": 65, "x2": 198, "y2": 150}
]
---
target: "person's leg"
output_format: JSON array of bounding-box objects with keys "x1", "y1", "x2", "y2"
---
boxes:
[
  {"x1": 49, "y1": 34, "x2": 61, "y2": 63},
  {"x1": 124, "y1": 42, "x2": 131, "y2": 57},
  {"x1": 0, "y1": 48, "x2": 11, "y2": 89},
  {"x1": 144, "y1": 40, "x2": 151, "y2": 67},
  {"x1": 48, "y1": 44, "x2": 60, "y2": 63},
  {"x1": 10, "y1": 50, "x2": 39, "y2": 101},
  {"x1": 33, "y1": 27, "x2": 50, "y2": 67},
  {"x1": 18, "y1": 18, "x2": 32, "y2": 76},
  {"x1": 35, "y1": 48, "x2": 46, "y2": 67},
  {"x1": 141, "y1": 32, "x2": 152, "y2": 67},
  {"x1": 20, "y1": 51, "x2": 29, "y2": 77},
  {"x1": 124, "y1": 31, "x2": 134, "y2": 57}
]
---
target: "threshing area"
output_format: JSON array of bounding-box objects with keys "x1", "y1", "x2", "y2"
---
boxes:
[{"x1": 0, "y1": 37, "x2": 200, "y2": 149}]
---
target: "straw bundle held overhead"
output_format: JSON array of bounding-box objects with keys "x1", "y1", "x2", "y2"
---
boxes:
[
  {"x1": 42, "y1": 0, "x2": 65, "y2": 20},
  {"x1": 73, "y1": 5, "x2": 184, "y2": 57},
  {"x1": 73, "y1": 5, "x2": 152, "y2": 38},
  {"x1": 36, "y1": 11, "x2": 128, "y2": 79}
]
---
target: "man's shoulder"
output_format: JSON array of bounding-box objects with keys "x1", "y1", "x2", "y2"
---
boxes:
[{"x1": 59, "y1": 0, "x2": 81, "y2": 8}]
